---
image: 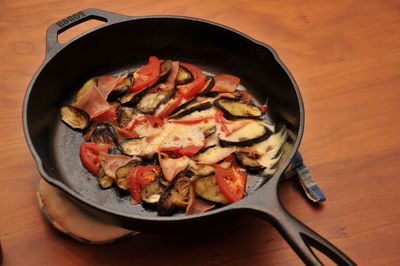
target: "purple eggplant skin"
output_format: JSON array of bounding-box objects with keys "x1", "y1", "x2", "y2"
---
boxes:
[
  {"x1": 235, "y1": 152, "x2": 265, "y2": 172},
  {"x1": 198, "y1": 76, "x2": 215, "y2": 96},
  {"x1": 90, "y1": 122, "x2": 119, "y2": 145},
  {"x1": 214, "y1": 97, "x2": 263, "y2": 120},
  {"x1": 175, "y1": 65, "x2": 194, "y2": 85},
  {"x1": 107, "y1": 74, "x2": 133, "y2": 102},
  {"x1": 169, "y1": 102, "x2": 213, "y2": 119},
  {"x1": 219, "y1": 124, "x2": 272, "y2": 147},
  {"x1": 135, "y1": 87, "x2": 175, "y2": 114},
  {"x1": 157, "y1": 171, "x2": 193, "y2": 216}
]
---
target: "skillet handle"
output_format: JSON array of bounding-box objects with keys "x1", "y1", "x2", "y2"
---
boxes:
[
  {"x1": 246, "y1": 197, "x2": 356, "y2": 266},
  {"x1": 45, "y1": 8, "x2": 131, "y2": 55}
]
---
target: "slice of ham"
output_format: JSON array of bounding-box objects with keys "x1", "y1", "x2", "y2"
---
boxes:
[
  {"x1": 159, "y1": 61, "x2": 179, "y2": 91},
  {"x1": 158, "y1": 153, "x2": 190, "y2": 182},
  {"x1": 99, "y1": 152, "x2": 135, "y2": 179},
  {"x1": 211, "y1": 74, "x2": 240, "y2": 93},
  {"x1": 97, "y1": 74, "x2": 128, "y2": 98},
  {"x1": 186, "y1": 186, "x2": 216, "y2": 215},
  {"x1": 71, "y1": 85, "x2": 112, "y2": 119}
]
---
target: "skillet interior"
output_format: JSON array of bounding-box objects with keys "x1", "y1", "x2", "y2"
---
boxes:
[{"x1": 24, "y1": 17, "x2": 301, "y2": 220}]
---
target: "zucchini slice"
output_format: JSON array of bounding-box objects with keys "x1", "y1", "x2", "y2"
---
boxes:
[
  {"x1": 60, "y1": 105, "x2": 89, "y2": 130},
  {"x1": 219, "y1": 121, "x2": 272, "y2": 147},
  {"x1": 193, "y1": 175, "x2": 229, "y2": 204},
  {"x1": 214, "y1": 98, "x2": 262, "y2": 119}
]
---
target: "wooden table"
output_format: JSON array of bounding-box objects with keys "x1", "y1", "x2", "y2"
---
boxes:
[{"x1": 1, "y1": 0, "x2": 399, "y2": 265}]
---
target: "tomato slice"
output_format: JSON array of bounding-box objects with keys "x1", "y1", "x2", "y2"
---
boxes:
[
  {"x1": 79, "y1": 142, "x2": 112, "y2": 174},
  {"x1": 211, "y1": 74, "x2": 240, "y2": 93},
  {"x1": 215, "y1": 155, "x2": 247, "y2": 203},
  {"x1": 129, "y1": 56, "x2": 161, "y2": 92},
  {"x1": 157, "y1": 94, "x2": 184, "y2": 119},
  {"x1": 92, "y1": 104, "x2": 117, "y2": 122},
  {"x1": 129, "y1": 165, "x2": 161, "y2": 204},
  {"x1": 177, "y1": 62, "x2": 206, "y2": 100}
]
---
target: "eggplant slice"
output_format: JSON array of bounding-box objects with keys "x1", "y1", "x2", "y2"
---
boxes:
[
  {"x1": 89, "y1": 123, "x2": 118, "y2": 145},
  {"x1": 115, "y1": 160, "x2": 142, "y2": 191},
  {"x1": 60, "y1": 105, "x2": 89, "y2": 130},
  {"x1": 141, "y1": 181, "x2": 166, "y2": 207},
  {"x1": 175, "y1": 65, "x2": 193, "y2": 85},
  {"x1": 235, "y1": 152, "x2": 265, "y2": 172},
  {"x1": 193, "y1": 175, "x2": 229, "y2": 204},
  {"x1": 158, "y1": 172, "x2": 192, "y2": 216},
  {"x1": 117, "y1": 106, "x2": 138, "y2": 127},
  {"x1": 159, "y1": 60, "x2": 173, "y2": 82},
  {"x1": 219, "y1": 121, "x2": 272, "y2": 147},
  {"x1": 120, "y1": 137, "x2": 158, "y2": 159},
  {"x1": 107, "y1": 74, "x2": 133, "y2": 101},
  {"x1": 214, "y1": 98, "x2": 262, "y2": 119},
  {"x1": 136, "y1": 87, "x2": 174, "y2": 114},
  {"x1": 97, "y1": 168, "x2": 114, "y2": 189},
  {"x1": 188, "y1": 165, "x2": 215, "y2": 177},
  {"x1": 193, "y1": 145, "x2": 236, "y2": 165},
  {"x1": 169, "y1": 102, "x2": 213, "y2": 119},
  {"x1": 198, "y1": 76, "x2": 215, "y2": 95}
]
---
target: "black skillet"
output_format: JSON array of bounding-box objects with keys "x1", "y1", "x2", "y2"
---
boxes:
[{"x1": 23, "y1": 9, "x2": 355, "y2": 265}]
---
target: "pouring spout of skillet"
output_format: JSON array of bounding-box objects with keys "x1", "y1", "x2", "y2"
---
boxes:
[{"x1": 22, "y1": 8, "x2": 355, "y2": 266}]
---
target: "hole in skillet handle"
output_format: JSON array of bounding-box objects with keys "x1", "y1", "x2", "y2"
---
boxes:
[{"x1": 45, "y1": 8, "x2": 131, "y2": 56}]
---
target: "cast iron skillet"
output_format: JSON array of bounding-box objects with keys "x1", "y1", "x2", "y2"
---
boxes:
[{"x1": 23, "y1": 9, "x2": 355, "y2": 265}]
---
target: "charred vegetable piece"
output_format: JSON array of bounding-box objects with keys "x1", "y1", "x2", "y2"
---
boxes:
[
  {"x1": 202, "y1": 125, "x2": 216, "y2": 137},
  {"x1": 136, "y1": 88, "x2": 174, "y2": 114},
  {"x1": 193, "y1": 175, "x2": 229, "y2": 204},
  {"x1": 193, "y1": 145, "x2": 236, "y2": 165},
  {"x1": 90, "y1": 123, "x2": 118, "y2": 145},
  {"x1": 170, "y1": 102, "x2": 213, "y2": 119},
  {"x1": 97, "y1": 168, "x2": 114, "y2": 189},
  {"x1": 198, "y1": 76, "x2": 215, "y2": 95},
  {"x1": 120, "y1": 137, "x2": 157, "y2": 158},
  {"x1": 117, "y1": 106, "x2": 138, "y2": 127},
  {"x1": 76, "y1": 78, "x2": 96, "y2": 101},
  {"x1": 175, "y1": 65, "x2": 193, "y2": 85},
  {"x1": 60, "y1": 105, "x2": 89, "y2": 130},
  {"x1": 235, "y1": 152, "x2": 265, "y2": 172},
  {"x1": 158, "y1": 173, "x2": 192, "y2": 216},
  {"x1": 107, "y1": 74, "x2": 133, "y2": 101},
  {"x1": 159, "y1": 60, "x2": 173, "y2": 81},
  {"x1": 214, "y1": 98, "x2": 262, "y2": 119},
  {"x1": 108, "y1": 146, "x2": 123, "y2": 155},
  {"x1": 115, "y1": 160, "x2": 142, "y2": 191},
  {"x1": 120, "y1": 87, "x2": 149, "y2": 107},
  {"x1": 188, "y1": 165, "x2": 215, "y2": 177},
  {"x1": 141, "y1": 181, "x2": 166, "y2": 206},
  {"x1": 219, "y1": 121, "x2": 272, "y2": 147}
]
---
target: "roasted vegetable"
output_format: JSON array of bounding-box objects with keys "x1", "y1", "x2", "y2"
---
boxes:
[
  {"x1": 198, "y1": 76, "x2": 215, "y2": 95},
  {"x1": 115, "y1": 160, "x2": 142, "y2": 191},
  {"x1": 120, "y1": 86, "x2": 149, "y2": 107},
  {"x1": 170, "y1": 102, "x2": 213, "y2": 119},
  {"x1": 107, "y1": 74, "x2": 133, "y2": 101},
  {"x1": 97, "y1": 167, "x2": 114, "y2": 189},
  {"x1": 235, "y1": 152, "x2": 264, "y2": 172},
  {"x1": 219, "y1": 121, "x2": 272, "y2": 147},
  {"x1": 121, "y1": 137, "x2": 157, "y2": 158},
  {"x1": 158, "y1": 172, "x2": 193, "y2": 216},
  {"x1": 141, "y1": 181, "x2": 166, "y2": 206},
  {"x1": 89, "y1": 123, "x2": 118, "y2": 145},
  {"x1": 193, "y1": 175, "x2": 229, "y2": 204},
  {"x1": 175, "y1": 65, "x2": 193, "y2": 85},
  {"x1": 188, "y1": 165, "x2": 215, "y2": 177},
  {"x1": 136, "y1": 88, "x2": 174, "y2": 114},
  {"x1": 117, "y1": 106, "x2": 138, "y2": 127},
  {"x1": 193, "y1": 145, "x2": 236, "y2": 165},
  {"x1": 60, "y1": 105, "x2": 90, "y2": 130},
  {"x1": 76, "y1": 78, "x2": 96, "y2": 101},
  {"x1": 159, "y1": 60, "x2": 173, "y2": 81},
  {"x1": 214, "y1": 98, "x2": 262, "y2": 119}
]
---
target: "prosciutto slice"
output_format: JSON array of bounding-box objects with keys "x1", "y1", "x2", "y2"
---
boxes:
[
  {"x1": 159, "y1": 61, "x2": 179, "y2": 91},
  {"x1": 71, "y1": 85, "x2": 112, "y2": 119},
  {"x1": 97, "y1": 74, "x2": 128, "y2": 98},
  {"x1": 99, "y1": 152, "x2": 134, "y2": 179}
]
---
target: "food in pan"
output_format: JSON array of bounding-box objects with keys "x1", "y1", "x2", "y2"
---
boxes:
[{"x1": 60, "y1": 56, "x2": 287, "y2": 216}]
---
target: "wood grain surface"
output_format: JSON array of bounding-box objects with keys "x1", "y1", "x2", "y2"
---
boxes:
[{"x1": 1, "y1": 0, "x2": 399, "y2": 265}]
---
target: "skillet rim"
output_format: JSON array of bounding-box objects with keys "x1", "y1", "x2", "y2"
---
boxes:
[{"x1": 22, "y1": 14, "x2": 305, "y2": 222}]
